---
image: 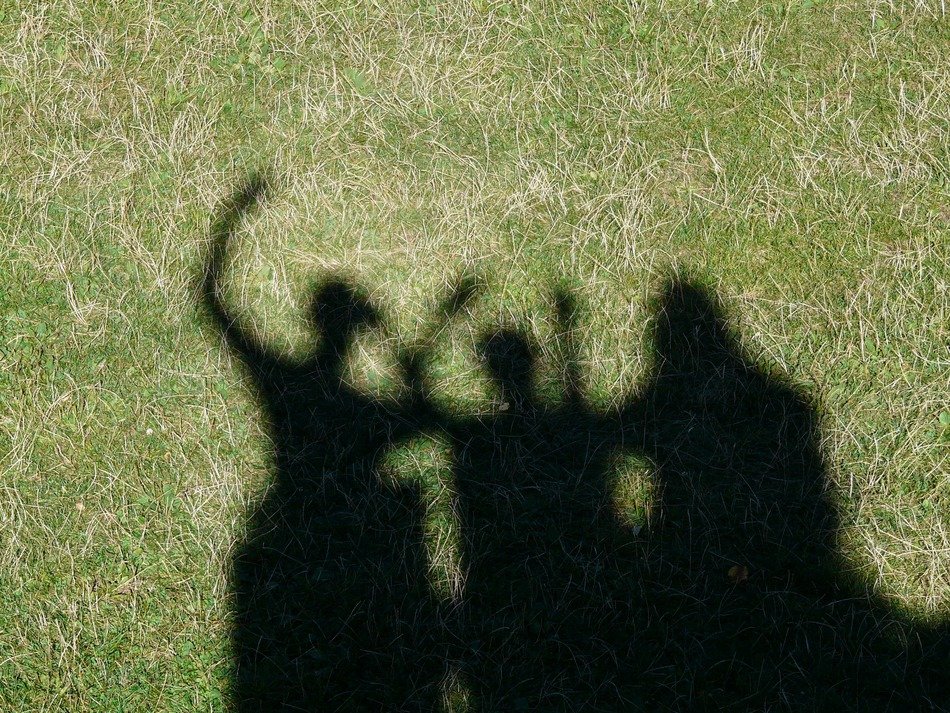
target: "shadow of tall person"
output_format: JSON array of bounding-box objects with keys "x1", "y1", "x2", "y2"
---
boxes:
[
  {"x1": 633, "y1": 278, "x2": 950, "y2": 711},
  {"x1": 201, "y1": 176, "x2": 454, "y2": 712}
]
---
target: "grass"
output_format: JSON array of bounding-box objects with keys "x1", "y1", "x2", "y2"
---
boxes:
[{"x1": 0, "y1": 0, "x2": 948, "y2": 709}]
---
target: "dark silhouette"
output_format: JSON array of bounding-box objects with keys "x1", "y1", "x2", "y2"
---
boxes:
[
  {"x1": 201, "y1": 176, "x2": 472, "y2": 711},
  {"x1": 202, "y1": 177, "x2": 948, "y2": 711},
  {"x1": 412, "y1": 301, "x2": 646, "y2": 711},
  {"x1": 631, "y1": 281, "x2": 949, "y2": 710}
]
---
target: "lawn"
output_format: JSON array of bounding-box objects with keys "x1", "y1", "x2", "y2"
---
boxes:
[{"x1": 0, "y1": 0, "x2": 947, "y2": 710}]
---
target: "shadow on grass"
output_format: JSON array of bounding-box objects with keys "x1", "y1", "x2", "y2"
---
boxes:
[
  {"x1": 202, "y1": 176, "x2": 463, "y2": 710},
  {"x1": 202, "y1": 177, "x2": 948, "y2": 712}
]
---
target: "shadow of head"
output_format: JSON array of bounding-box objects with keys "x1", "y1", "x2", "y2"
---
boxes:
[
  {"x1": 308, "y1": 278, "x2": 381, "y2": 352},
  {"x1": 652, "y1": 278, "x2": 733, "y2": 372},
  {"x1": 478, "y1": 328, "x2": 535, "y2": 408}
]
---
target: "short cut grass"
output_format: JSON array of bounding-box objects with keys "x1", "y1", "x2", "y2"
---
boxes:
[{"x1": 0, "y1": 0, "x2": 947, "y2": 709}]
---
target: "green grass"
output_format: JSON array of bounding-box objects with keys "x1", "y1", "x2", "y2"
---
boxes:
[{"x1": 0, "y1": 0, "x2": 948, "y2": 709}]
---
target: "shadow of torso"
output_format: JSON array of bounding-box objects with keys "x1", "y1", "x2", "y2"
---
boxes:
[{"x1": 218, "y1": 287, "x2": 448, "y2": 712}]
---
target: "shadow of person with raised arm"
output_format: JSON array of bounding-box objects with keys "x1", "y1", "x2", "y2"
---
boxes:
[
  {"x1": 631, "y1": 278, "x2": 950, "y2": 711},
  {"x1": 201, "y1": 176, "x2": 469, "y2": 712},
  {"x1": 406, "y1": 290, "x2": 648, "y2": 712}
]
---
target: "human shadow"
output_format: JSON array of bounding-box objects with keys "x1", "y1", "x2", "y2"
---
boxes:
[
  {"x1": 630, "y1": 280, "x2": 950, "y2": 711},
  {"x1": 414, "y1": 298, "x2": 646, "y2": 711},
  {"x1": 201, "y1": 176, "x2": 472, "y2": 711}
]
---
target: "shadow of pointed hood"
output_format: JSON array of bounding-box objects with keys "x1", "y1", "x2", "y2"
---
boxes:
[
  {"x1": 651, "y1": 278, "x2": 735, "y2": 375},
  {"x1": 478, "y1": 328, "x2": 536, "y2": 410}
]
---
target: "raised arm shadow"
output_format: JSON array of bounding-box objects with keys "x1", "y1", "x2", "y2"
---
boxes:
[{"x1": 201, "y1": 173, "x2": 278, "y2": 368}]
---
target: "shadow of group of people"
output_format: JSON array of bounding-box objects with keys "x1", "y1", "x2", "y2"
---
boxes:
[{"x1": 202, "y1": 177, "x2": 949, "y2": 712}]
